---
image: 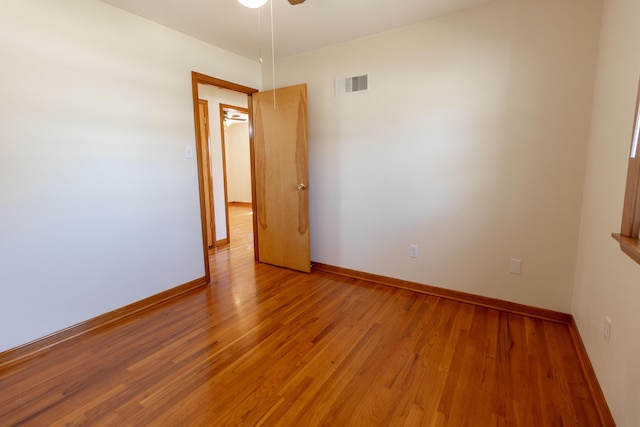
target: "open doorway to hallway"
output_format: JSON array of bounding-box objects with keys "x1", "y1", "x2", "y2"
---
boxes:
[
  {"x1": 219, "y1": 103, "x2": 252, "y2": 253},
  {"x1": 197, "y1": 86, "x2": 253, "y2": 253},
  {"x1": 190, "y1": 72, "x2": 258, "y2": 282}
]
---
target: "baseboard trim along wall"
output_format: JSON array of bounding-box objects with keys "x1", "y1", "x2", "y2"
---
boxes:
[
  {"x1": 311, "y1": 262, "x2": 570, "y2": 323},
  {"x1": 568, "y1": 318, "x2": 617, "y2": 426},
  {"x1": 0, "y1": 276, "x2": 208, "y2": 369},
  {"x1": 311, "y1": 262, "x2": 615, "y2": 426}
]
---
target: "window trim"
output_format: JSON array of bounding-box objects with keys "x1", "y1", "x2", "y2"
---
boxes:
[{"x1": 612, "y1": 78, "x2": 640, "y2": 265}]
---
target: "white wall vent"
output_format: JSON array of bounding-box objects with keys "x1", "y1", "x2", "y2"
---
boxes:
[{"x1": 335, "y1": 74, "x2": 369, "y2": 97}]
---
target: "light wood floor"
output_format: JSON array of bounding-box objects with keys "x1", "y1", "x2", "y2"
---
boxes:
[{"x1": 0, "y1": 205, "x2": 602, "y2": 426}]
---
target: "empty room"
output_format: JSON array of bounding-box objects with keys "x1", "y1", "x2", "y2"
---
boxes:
[{"x1": 1, "y1": 0, "x2": 638, "y2": 425}]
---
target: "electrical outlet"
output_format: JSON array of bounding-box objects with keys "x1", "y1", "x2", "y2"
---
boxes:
[
  {"x1": 410, "y1": 245, "x2": 418, "y2": 258},
  {"x1": 603, "y1": 316, "x2": 612, "y2": 343}
]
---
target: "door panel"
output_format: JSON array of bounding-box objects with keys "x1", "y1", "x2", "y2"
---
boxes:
[{"x1": 253, "y1": 84, "x2": 310, "y2": 272}]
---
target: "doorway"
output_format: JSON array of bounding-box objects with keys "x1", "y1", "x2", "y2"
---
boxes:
[
  {"x1": 220, "y1": 104, "x2": 252, "y2": 248},
  {"x1": 198, "y1": 88, "x2": 252, "y2": 249},
  {"x1": 191, "y1": 72, "x2": 259, "y2": 283}
]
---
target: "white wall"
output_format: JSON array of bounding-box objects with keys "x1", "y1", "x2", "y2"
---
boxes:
[
  {"x1": 197, "y1": 86, "x2": 249, "y2": 241},
  {"x1": 225, "y1": 123, "x2": 252, "y2": 203},
  {"x1": 573, "y1": 0, "x2": 640, "y2": 424},
  {"x1": 266, "y1": 0, "x2": 602, "y2": 312},
  {"x1": 0, "y1": 0, "x2": 260, "y2": 352}
]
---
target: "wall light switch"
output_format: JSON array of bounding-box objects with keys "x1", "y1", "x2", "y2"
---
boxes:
[
  {"x1": 603, "y1": 316, "x2": 612, "y2": 343},
  {"x1": 410, "y1": 244, "x2": 418, "y2": 258},
  {"x1": 509, "y1": 259, "x2": 522, "y2": 275},
  {"x1": 185, "y1": 146, "x2": 193, "y2": 159}
]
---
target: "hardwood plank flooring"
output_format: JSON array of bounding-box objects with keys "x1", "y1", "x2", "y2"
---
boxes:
[{"x1": 0, "y1": 205, "x2": 603, "y2": 426}]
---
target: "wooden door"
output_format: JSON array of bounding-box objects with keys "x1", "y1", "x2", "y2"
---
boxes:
[
  {"x1": 198, "y1": 100, "x2": 215, "y2": 248},
  {"x1": 253, "y1": 84, "x2": 310, "y2": 272}
]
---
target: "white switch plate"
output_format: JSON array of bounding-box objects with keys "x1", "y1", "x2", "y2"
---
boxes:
[
  {"x1": 410, "y1": 244, "x2": 418, "y2": 258},
  {"x1": 509, "y1": 259, "x2": 522, "y2": 275},
  {"x1": 185, "y1": 146, "x2": 193, "y2": 159},
  {"x1": 603, "y1": 316, "x2": 612, "y2": 343}
]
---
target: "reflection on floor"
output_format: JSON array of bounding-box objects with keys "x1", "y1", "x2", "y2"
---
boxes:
[{"x1": 209, "y1": 203, "x2": 255, "y2": 285}]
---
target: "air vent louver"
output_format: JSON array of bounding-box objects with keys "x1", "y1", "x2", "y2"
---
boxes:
[{"x1": 335, "y1": 74, "x2": 369, "y2": 97}]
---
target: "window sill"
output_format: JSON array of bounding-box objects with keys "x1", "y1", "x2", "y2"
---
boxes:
[{"x1": 612, "y1": 233, "x2": 640, "y2": 265}]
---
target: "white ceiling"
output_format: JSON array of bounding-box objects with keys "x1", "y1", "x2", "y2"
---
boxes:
[{"x1": 99, "y1": 0, "x2": 495, "y2": 61}]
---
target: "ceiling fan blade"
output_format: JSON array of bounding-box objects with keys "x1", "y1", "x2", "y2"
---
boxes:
[{"x1": 288, "y1": 0, "x2": 305, "y2": 4}]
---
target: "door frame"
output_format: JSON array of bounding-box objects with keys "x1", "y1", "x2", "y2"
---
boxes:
[
  {"x1": 197, "y1": 99, "x2": 216, "y2": 248},
  {"x1": 191, "y1": 71, "x2": 260, "y2": 283}
]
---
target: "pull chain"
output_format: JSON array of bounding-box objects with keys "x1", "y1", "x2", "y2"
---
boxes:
[
  {"x1": 258, "y1": 8, "x2": 263, "y2": 64},
  {"x1": 270, "y1": 0, "x2": 276, "y2": 109}
]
